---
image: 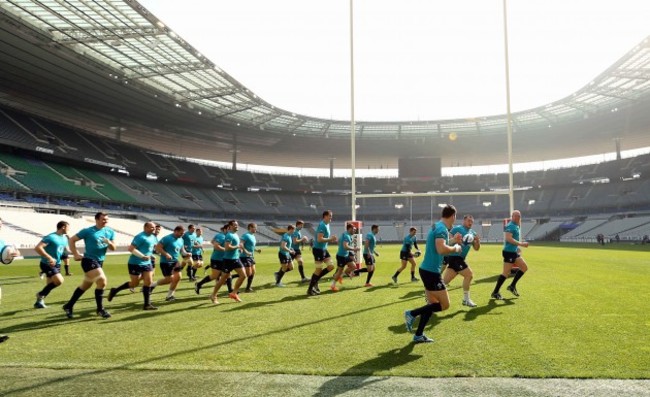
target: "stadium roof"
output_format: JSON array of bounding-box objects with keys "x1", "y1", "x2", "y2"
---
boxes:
[{"x1": 2, "y1": 0, "x2": 650, "y2": 140}]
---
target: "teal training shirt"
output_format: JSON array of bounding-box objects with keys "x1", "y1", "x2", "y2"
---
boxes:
[
  {"x1": 363, "y1": 232, "x2": 376, "y2": 255},
  {"x1": 75, "y1": 226, "x2": 115, "y2": 261},
  {"x1": 503, "y1": 221, "x2": 520, "y2": 253},
  {"x1": 419, "y1": 221, "x2": 449, "y2": 274},
  {"x1": 313, "y1": 221, "x2": 330, "y2": 250},
  {"x1": 447, "y1": 225, "x2": 476, "y2": 259}
]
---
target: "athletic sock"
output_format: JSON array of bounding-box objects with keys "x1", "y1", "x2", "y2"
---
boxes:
[
  {"x1": 94, "y1": 289, "x2": 104, "y2": 310},
  {"x1": 64, "y1": 264, "x2": 70, "y2": 274},
  {"x1": 415, "y1": 311, "x2": 433, "y2": 336},
  {"x1": 298, "y1": 264, "x2": 306, "y2": 279},
  {"x1": 66, "y1": 287, "x2": 85, "y2": 308},
  {"x1": 308, "y1": 274, "x2": 318, "y2": 292},
  {"x1": 191, "y1": 267, "x2": 198, "y2": 279},
  {"x1": 355, "y1": 268, "x2": 368, "y2": 275},
  {"x1": 166, "y1": 289, "x2": 174, "y2": 298},
  {"x1": 494, "y1": 275, "x2": 507, "y2": 293},
  {"x1": 392, "y1": 271, "x2": 400, "y2": 279},
  {"x1": 246, "y1": 274, "x2": 254, "y2": 289},
  {"x1": 511, "y1": 270, "x2": 525, "y2": 287},
  {"x1": 226, "y1": 277, "x2": 233, "y2": 293},
  {"x1": 316, "y1": 268, "x2": 330, "y2": 281},
  {"x1": 277, "y1": 270, "x2": 285, "y2": 283},
  {"x1": 142, "y1": 286, "x2": 151, "y2": 306},
  {"x1": 366, "y1": 270, "x2": 374, "y2": 284},
  {"x1": 38, "y1": 282, "x2": 58, "y2": 298},
  {"x1": 114, "y1": 281, "x2": 130, "y2": 294},
  {"x1": 197, "y1": 275, "x2": 211, "y2": 287},
  {"x1": 150, "y1": 281, "x2": 158, "y2": 288},
  {"x1": 464, "y1": 291, "x2": 470, "y2": 301},
  {"x1": 410, "y1": 302, "x2": 442, "y2": 317},
  {"x1": 410, "y1": 271, "x2": 415, "y2": 279}
]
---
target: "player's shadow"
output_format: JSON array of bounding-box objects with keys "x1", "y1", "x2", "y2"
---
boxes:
[
  {"x1": 464, "y1": 298, "x2": 515, "y2": 322},
  {"x1": 222, "y1": 293, "x2": 308, "y2": 312},
  {"x1": 472, "y1": 275, "x2": 501, "y2": 285},
  {"x1": 312, "y1": 343, "x2": 422, "y2": 397},
  {"x1": 0, "y1": 276, "x2": 39, "y2": 285},
  {"x1": 103, "y1": 301, "x2": 211, "y2": 323},
  {"x1": 0, "y1": 312, "x2": 96, "y2": 333}
]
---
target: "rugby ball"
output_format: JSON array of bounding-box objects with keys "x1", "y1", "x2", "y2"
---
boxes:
[
  {"x1": 462, "y1": 234, "x2": 474, "y2": 246},
  {"x1": 413, "y1": 251, "x2": 421, "y2": 258},
  {"x1": 1, "y1": 245, "x2": 17, "y2": 265}
]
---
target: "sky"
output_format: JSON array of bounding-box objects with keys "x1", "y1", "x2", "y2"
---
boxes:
[{"x1": 137, "y1": 0, "x2": 650, "y2": 122}]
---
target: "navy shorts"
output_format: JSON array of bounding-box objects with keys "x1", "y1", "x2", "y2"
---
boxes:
[
  {"x1": 160, "y1": 261, "x2": 182, "y2": 277},
  {"x1": 223, "y1": 258, "x2": 243, "y2": 273},
  {"x1": 419, "y1": 268, "x2": 446, "y2": 292},
  {"x1": 210, "y1": 259, "x2": 224, "y2": 271},
  {"x1": 312, "y1": 248, "x2": 331, "y2": 262},
  {"x1": 61, "y1": 253, "x2": 69, "y2": 260},
  {"x1": 291, "y1": 248, "x2": 302, "y2": 259},
  {"x1": 192, "y1": 254, "x2": 203, "y2": 261},
  {"x1": 336, "y1": 254, "x2": 355, "y2": 268},
  {"x1": 278, "y1": 252, "x2": 292, "y2": 265},
  {"x1": 39, "y1": 262, "x2": 61, "y2": 278},
  {"x1": 502, "y1": 250, "x2": 520, "y2": 264},
  {"x1": 241, "y1": 257, "x2": 256, "y2": 267},
  {"x1": 363, "y1": 253, "x2": 375, "y2": 266},
  {"x1": 81, "y1": 258, "x2": 103, "y2": 273},
  {"x1": 128, "y1": 263, "x2": 154, "y2": 275},
  {"x1": 400, "y1": 250, "x2": 413, "y2": 261},
  {"x1": 446, "y1": 256, "x2": 469, "y2": 272}
]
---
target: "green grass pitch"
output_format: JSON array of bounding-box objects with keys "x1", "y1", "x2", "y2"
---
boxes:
[{"x1": 0, "y1": 242, "x2": 648, "y2": 392}]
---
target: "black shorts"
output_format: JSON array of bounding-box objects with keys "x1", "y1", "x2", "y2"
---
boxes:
[
  {"x1": 223, "y1": 258, "x2": 243, "y2": 273},
  {"x1": 400, "y1": 250, "x2": 413, "y2": 261},
  {"x1": 336, "y1": 254, "x2": 354, "y2": 268},
  {"x1": 419, "y1": 268, "x2": 446, "y2": 292},
  {"x1": 446, "y1": 256, "x2": 469, "y2": 273},
  {"x1": 61, "y1": 253, "x2": 69, "y2": 260},
  {"x1": 192, "y1": 254, "x2": 203, "y2": 261},
  {"x1": 291, "y1": 248, "x2": 302, "y2": 259},
  {"x1": 160, "y1": 261, "x2": 182, "y2": 277},
  {"x1": 502, "y1": 250, "x2": 520, "y2": 264},
  {"x1": 81, "y1": 258, "x2": 103, "y2": 273},
  {"x1": 442, "y1": 256, "x2": 450, "y2": 266},
  {"x1": 363, "y1": 253, "x2": 375, "y2": 266},
  {"x1": 210, "y1": 259, "x2": 225, "y2": 271},
  {"x1": 151, "y1": 256, "x2": 156, "y2": 267},
  {"x1": 312, "y1": 248, "x2": 331, "y2": 262},
  {"x1": 241, "y1": 257, "x2": 256, "y2": 267},
  {"x1": 278, "y1": 252, "x2": 292, "y2": 265},
  {"x1": 39, "y1": 262, "x2": 61, "y2": 278},
  {"x1": 128, "y1": 263, "x2": 153, "y2": 276}
]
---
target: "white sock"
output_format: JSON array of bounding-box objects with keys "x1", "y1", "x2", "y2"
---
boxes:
[
  {"x1": 166, "y1": 290, "x2": 174, "y2": 298},
  {"x1": 464, "y1": 291, "x2": 470, "y2": 301},
  {"x1": 150, "y1": 281, "x2": 157, "y2": 288}
]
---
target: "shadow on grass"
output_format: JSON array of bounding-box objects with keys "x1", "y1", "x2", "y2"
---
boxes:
[
  {"x1": 313, "y1": 343, "x2": 421, "y2": 397},
  {"x1": 0, "y1": 276, "x2": 39, "y2": 285},
  {"x1": 0, "y1": 297, "x2": 416, "y2": 396},
  {"x1": 464, "y1": 297, "x2": 516, "y2": 322}
]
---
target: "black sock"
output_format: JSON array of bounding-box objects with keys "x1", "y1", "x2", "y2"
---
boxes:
[
  {"x1": 415, "y1": 311, "x2": 433, "y2": 336},
  {"x1": 410, "y1": 302, "x2": 442, "y2": 317},
  {"x1": 186, "y1": 267, "x2": 192, "y2": 277},
  {"x1": 142, "y1": 286, "x2": 151, "y2": 305},
  {"x1": 308, "y1": 274, "x2": 318, "y2": 292},
  {"x1": 393, "y1": 271, "x2": 400, "y2": 279},
  {"x1": 66, "y1": 287, "x2": 85, "y2": 308},
  {"x1": 38, "y1": 282, "x2": 58, "y2": 298},
  {"x1": 246, "y1": 274, "x2": 254, "y2": 289},
  {"x1": 316, "y1": 268, "x2": 330, "y2": 281},
  {"x1": 191, "y1": 267, "x2": 198, "y2": 278},
  {"x1": 411, "y1": 271, "x2": 415, "y2": 279},
  {"x1": 231, "y1": 273, "x2": 239, "y2": 279},
  {"x1": 366, "y1": 270, "x2": 374, "y2": 284},
  {"x1": 226, "y1": 277, "x2": 233, "y2": 293},
  {"x1": 197, "y1": 275, "x2": 211, "y2": 287},
  {"x1": 114, "y1": 281, "x2": 130, "y2": 294},
  {"x1": 94, "y1": 289, "x2": 104, "y2": 311},
  {"x1": 64, "y1": 264, "x2": 70, "y2": 274},
  {"x1": 494, "y1": 275, "x2": 507, "y2": 293},
  {"x1": 355, "y1": 268, "x2": 368, "y2": 275},
  {"x1": 510, "y1": 270, "x2": 525, "y2": 287},
  {"x1": 277, "y1": 270, "x2": 285, "y2": 282},
  {"x1": 298, "y1": 264, "x2": 305, "y2": 279}
]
